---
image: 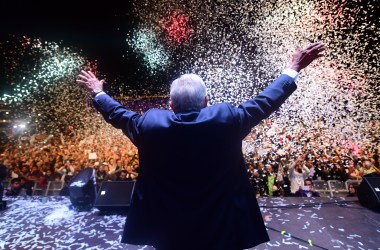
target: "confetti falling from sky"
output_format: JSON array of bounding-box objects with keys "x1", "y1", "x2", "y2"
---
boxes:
[
  {"x1": 0, "y1": 0, "x2": 378, "y2": 150},
  {"x1": 161, "y1": 11, "x2": 192, "y2": 44},
  {"x1": 126, "y1": 27, "x2": 170, "y2": 74},
  {"x1": 127, "y1": 0, "x2": 379, "y2": 143},
  {"x1": 0, "y1": 36, "x2": 86, "y2": 103},
  {"x1": 0, "y1": 36, "x2": 103, "y2": 135}
]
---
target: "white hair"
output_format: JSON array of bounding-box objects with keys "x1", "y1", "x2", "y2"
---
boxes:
[{"x1": 170, "y1": 74, "x2": 207, "y2": 113}]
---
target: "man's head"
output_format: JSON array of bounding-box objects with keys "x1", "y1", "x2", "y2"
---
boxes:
[
  {"x1": 97, "y1": 165, "x2": 105, "y2": 173},
  {"x1": 306, "y1": 159, "x2": 314, "y2": 168},
  {"x1": 10, "y1": 178, "x2": 21, "y2": 188},
  {"x1": 21, "y1": 165, "x2": 29, "y2": 174},
  {"x1": 46, "y1": 169, "x2": 53, "y2": 176},
  {"x1": 169, "y1": 74, "x2": 208, "y2": 113},
  {"x1": 296, "y1": 163, "x2": 303, "y2": 173},
  {"x1": 304, "y1": 178, "x2": 313, "y2": 188},
  {"x1": 119, "y1": 170, "x2": 128, "y2": 180},
  {"x1": 265, "y1": 164, "x2": 273, "y2": 173},
  {"x1": 363, "y1": 160, "x2": 372, "y2": 169},
  {"x1": 31, "y1": 166, "x2": 39, "y2": 173}
]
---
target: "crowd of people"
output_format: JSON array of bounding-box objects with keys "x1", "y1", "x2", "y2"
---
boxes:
[
  {"x1": 0, "y1": 126, "x2": 141, "y2": 196},
  {"x1": 1, "y1": 96, "x2": 379, "y2": 198},
  {"x1": 244, "y1": 119, "x2": 380, "y2": 197}
]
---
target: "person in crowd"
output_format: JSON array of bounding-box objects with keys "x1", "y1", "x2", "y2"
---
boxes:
[
  {"x1": 29, "y1": 165, "x2": 43, "y2": 181},
  {"x1": 108, "y1": 158, "x2": 123, "y2": 179},
  {"x1": 19, "y1": 176, "x2": 33, "y2": 196},
  {"x1": 5, "y1": 178, "x2": 27, "y2": 196},
  {"x1": 19, "y1": 164, "x2": 31, "y2": 179},
  {"x1": 38, "y1": 169, "x2": 57, "y2": 188},
  {"x1": 95, "y1": 163, "x2": 112, "y2": 189},
  {"x1": 305, "y1": 158, "x2": 315, "y2": 179},
  {"x1": 330, "y1": 163, "x2": 348, "y2": 182},
  {"x1": 347, "y1": 161, "x2": 362, "y2": 180},
  {"x1": 373, "y1": 148, "x2": 379, "y2": 169},
  {"x1": 246, "y1": 162, "x2": 257, "y2": 193},
  {"x1": 257, "y1": 161, "x2": 266, "y2": 176},
  {"x1": 77, "y1": 42, "x2": 325, "y2": 250},
  {"x1": 313, "y1": 160, "x2": 329, "y2": 181},
  {"x1": 281, "y1": 167, "x2": 292, "y2": 197},
  {"x1": 295, "y1": 178, "x2": 320, "y2": 197},
  {"x1": 250, "y1": 162, "x2": 267, "y2": 197},
  {"x1": 125, "y1": 164, "x2": 138, "y2": 180},
  {"x1": 360, "y1": 160, "x2": 380, "y2": 177},
  {"x1": 115, "y1": 159, "x2": 124, "y2": 174},
  {"x1": 116, "y1": 170, "x2": 130, "y2": 181},
  {"x1": 6, "y1": 163, "x2": 20, "y2": 180},
  {"x1": 289, "y1": 155, "x2": 310, "y2": 195},
  {"x1": 262, "y1": 164, "x2": 283, "y2": 197},
  {"x1": 347, "y1": 183, "x2": 358, "y2": 197},
  {"x1": 59, "y1": 175, "x2": 73, "y2": 196}
]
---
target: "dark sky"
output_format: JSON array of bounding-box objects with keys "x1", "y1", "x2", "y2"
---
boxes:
[{"x1": 0, "y1": 0, "x2": 142, "y2": 94}]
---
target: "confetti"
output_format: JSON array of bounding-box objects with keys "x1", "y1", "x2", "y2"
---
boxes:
[{"x1": 1, "y1": 0, "x2": 379, "y2": 176}]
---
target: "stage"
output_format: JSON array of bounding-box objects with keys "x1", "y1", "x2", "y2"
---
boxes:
[{"x1": 0, "y1": 196, "x2": 379, "y2": 250}]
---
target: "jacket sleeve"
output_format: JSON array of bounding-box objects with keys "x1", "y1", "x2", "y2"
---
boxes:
[
  {"x1": 236, "y1": 74, "x2": 297, "y2": 139},
  {"x1": 92, "y1": 94, "x2": 142, "y2": 146}
]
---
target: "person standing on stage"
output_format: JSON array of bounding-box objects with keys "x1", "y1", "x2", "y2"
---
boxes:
[{"x1": 77, "y1": 42, "x2": 325, "y2": 250}]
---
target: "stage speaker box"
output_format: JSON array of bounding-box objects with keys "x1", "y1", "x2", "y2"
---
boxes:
[
  {"x1": 358, "y1": 176, "x2": 380, "y2": 212},
  {"x1": 1, "y1": 164, "x2": 9, "y2": 210},
  {"x1": 69, "y1": 167, "x2": 97, "y2": 211},
  {"x1": 94, "y1": 181, "x2": 135, "y2": 214}
]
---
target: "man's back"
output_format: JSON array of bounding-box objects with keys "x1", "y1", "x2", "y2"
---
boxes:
[
  {"x1": 77, "y1": 41, "x2": 325, "y2": 250},
  {"x1": 94, "y1": 74, "x2": 297, "y2": 249},
  {"x1": 124, "y1": 105, "x2": 268, "y2": 250}
]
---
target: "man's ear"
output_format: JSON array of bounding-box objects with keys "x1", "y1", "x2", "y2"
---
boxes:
[
  {"x1": 203, "y1": 96, "x2": 209, "y2": 108},
  {"x1": 169, "y1": 100, "x2": 176, "y2": 112}
]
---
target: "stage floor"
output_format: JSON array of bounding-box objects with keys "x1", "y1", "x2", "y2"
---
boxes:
[{"x1": 0, "y1": 196, "x2": 379, "y2": 250}]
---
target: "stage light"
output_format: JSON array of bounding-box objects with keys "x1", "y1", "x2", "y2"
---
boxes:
[{"x1": 68, "y1": 167, "x2": 97, "y2": 211}]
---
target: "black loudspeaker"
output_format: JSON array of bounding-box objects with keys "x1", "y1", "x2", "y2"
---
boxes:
[
  {"x1": 0, "y1": 164, "x2": 8, "y2": 210},
  {"x1": 69, "y1": 167, "x2": 97, "y2": 211},
  {"x1": 0, "y1": 164, "x2": 7, "y2": 180},
  {"x1": 358, "y1": 176, "x2": 380, "y2": 212},
  {"x1": 94, "y1": 181, "x2": 135, "y2": 214}
]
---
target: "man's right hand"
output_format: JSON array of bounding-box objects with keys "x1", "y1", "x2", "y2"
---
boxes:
[
  {"x1": 76, "y1": 70, "x2": 104, "y2": 95},
  {"x1": 290, "y1": 42, "x2": 325, "y2": 72}
]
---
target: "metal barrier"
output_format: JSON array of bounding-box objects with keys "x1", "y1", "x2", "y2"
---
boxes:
[
  {"x1": 45, "y1": 181, "x2": 64, "y2": 196},
  {"x1": 327, "y1": 180, "x2": 347, "y2": 197}
]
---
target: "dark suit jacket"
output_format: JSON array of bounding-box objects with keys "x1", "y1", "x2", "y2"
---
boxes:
[{"x1": 93, "y1": 74, "x2": 297, "y2": 250}]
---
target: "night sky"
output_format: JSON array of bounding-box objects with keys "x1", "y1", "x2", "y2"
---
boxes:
[
  {"x1": 1, "y1": 0, "x2": 139, "y2": 95},
  {"x1": 0, "y1": 0, "x2": 378, "y2": 135}
]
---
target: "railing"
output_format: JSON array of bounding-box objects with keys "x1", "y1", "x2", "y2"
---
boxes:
[
  {"x1": 327, "y1": 179, "x2": 362, "y2": 197},
  {"x1": 32, "y1": 181, "x2": 64, "y2": 196}
]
